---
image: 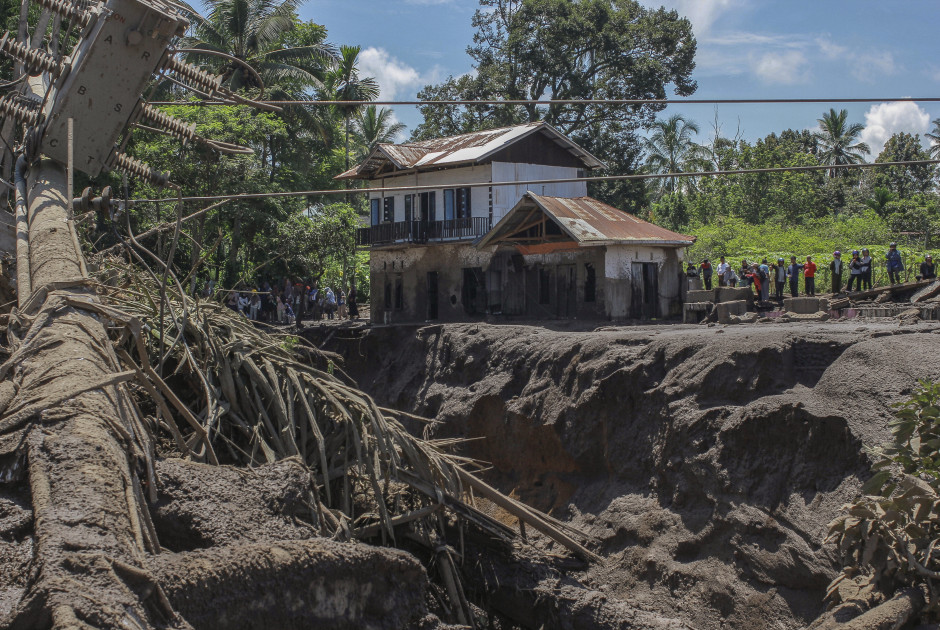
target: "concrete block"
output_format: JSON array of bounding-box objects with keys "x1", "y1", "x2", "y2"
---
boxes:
[
  {"x1": 683, "y1": 301, "x2": 713, "y2": 324},
  {"x1": 687, "y1": 290, "x2": 715, "y2": 304},
  {"x1": 783, "y1": 297, "x2": 824, "y2": 315},
  {"x1": 912, "y1": 280, "x2": 940, "y2": 303},
  {"x1": 717, "y1": 300, "x2": 747, "y2": 324},
  {"x1": 715, "y1": 287, "x2": 753, "y2": 306}
]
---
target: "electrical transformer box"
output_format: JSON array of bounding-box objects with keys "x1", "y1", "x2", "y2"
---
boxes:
[{"x1": 40, "y1": 0, "x2": 187, "y2": 176}]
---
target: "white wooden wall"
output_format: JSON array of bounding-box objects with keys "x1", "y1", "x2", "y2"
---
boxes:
[
  {"x1": 367, "y1": 165, "x2": 492, "y2": 223},
  {"x1": 491, "y1": 162, "x2": 586, "y2": 225},
  {"x1": 365, "y1": 162, "x2": 586, "y2": 225}
]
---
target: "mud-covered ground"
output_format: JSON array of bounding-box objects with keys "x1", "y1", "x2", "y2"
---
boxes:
[{"x1": 308, "y1": 318, "x2": 940, "y2": 630}]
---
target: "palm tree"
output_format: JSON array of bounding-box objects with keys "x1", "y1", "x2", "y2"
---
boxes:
[
  {"x1": 814, "y1": 108, "x2": 870, "y2": 176},
  {"x1": 353, "y1": 106, "x2": 406, "y2": 158},
  {"x1": 642, "y1": 114, "x2": 708, "y2": 196},
  {"x1": 178, "y1": 0, "x2": 336, "y2": 96},
  {"x1": 324, "y1": 45, "x2": 380, "y2": 173},
  {"x1": 926, "y1": 118, "x2": 940, "y2": 159},
  {"x1": 865, "y1": 187, "x2": 894, "y2": 217}
]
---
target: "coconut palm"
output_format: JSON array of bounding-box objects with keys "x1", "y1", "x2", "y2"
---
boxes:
[
  {"x1": 353, "y1": 106, "x2": 406, "y2": 158},
  {"x1": 177, "y1": 0, "x2": 336, "y2": 96},
  {"x1": 926, "y1": 118, "x2": 940, "y2": 160},
  {"x1": 814, "y1": 108, "x2": 870, "y2": 176},
  {"x1": 325, "y1": 45, "x2": 380, "y2": 172},
  {"x1": 865, "y1": 187, "x2": 894, "y2": 218},
  {"x1": 642, "y1": 114, "x2": 708, "y2": 196}
]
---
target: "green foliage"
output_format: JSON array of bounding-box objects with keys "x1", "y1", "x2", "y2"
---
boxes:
[
  {"x1": 353, "y1": 106, "x2": 406, "y2": 159},
  {"x1": 178, "y1": 0, "x2": 335, "y2": 94},
  {"x1": 827, "y1": 382, "x2": 940, "y2": 610},
  {"x1": 875, "y1": 133, "x2": 936, "y2": 200},
  {"x1": 643, "y1": 114, "x2": 708, "y2": 197},
  {"x1": 270, "y1": 202, "x2": 359, "y2": 282},
  {"x1": 886, "y1": 196, "x2": 940, "y2": 248},
  {"x1": 688, "y1": 212, "x2": 939, "y2": 288},
  {"x1": 814, "y1": 108, "x2": 871, "y2": 174}
]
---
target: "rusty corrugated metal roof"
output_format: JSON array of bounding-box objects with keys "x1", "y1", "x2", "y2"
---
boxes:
[
  {"x1": 335, "y1": 122, "x2": 604, "y2": 180},
  {"x1": 477, "y1": 193, "x2": 695, "y2": 248}
]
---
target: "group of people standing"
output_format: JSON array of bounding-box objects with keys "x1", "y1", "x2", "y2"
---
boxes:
[
  {"x1": 690, "y1": 243, "x2": 936, "y2": 302},
  {"x1": 224, "y1": 277, "x2": 360, "y2": 324}
]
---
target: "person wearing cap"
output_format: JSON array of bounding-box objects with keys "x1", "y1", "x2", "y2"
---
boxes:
[
  {"x1": 860, "y1": 248, "x2": 873, "y2": 290},
  {"x1": 846, "y1": 250, "x2": 862, "y2": 292},
  {"x1": 772, "y1": 257, "x2": 787, "y2": 301},
  {"x1": 886, "y1": 243, "x2": 904, "y2": 284},
  {"x1": 918, "y1": 255, "x2": 936, "y2": 281},
  {"x1": 700, "y1": 258, "x2": 713, "y2": 290},
  {"x1": 803, "y1": 256, "x2": 817, "y2": 296},
  {"x1": 829, "y1": 251, "x2": 844, "y2": 294},
  {"x1": 686, "y1": 262, "x2": 701, "y2": 290}
]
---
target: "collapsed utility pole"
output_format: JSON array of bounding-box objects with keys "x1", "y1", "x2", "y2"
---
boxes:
[{"x1": 0, "y1": 0, "x2": 270, "y2": 625}]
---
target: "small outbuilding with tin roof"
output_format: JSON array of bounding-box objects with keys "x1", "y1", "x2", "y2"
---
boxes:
[{"x1": 475, "y1": 192, "x2": 695, "y2": 320}]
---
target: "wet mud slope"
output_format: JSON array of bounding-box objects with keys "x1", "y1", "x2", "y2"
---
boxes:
[{"x1": 316, "y1": 321, "x2": 940, "y2": 629}]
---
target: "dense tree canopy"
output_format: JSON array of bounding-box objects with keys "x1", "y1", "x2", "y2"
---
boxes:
[{"x1": 874, "y1": 132, "x2": 936, "y2": 199}]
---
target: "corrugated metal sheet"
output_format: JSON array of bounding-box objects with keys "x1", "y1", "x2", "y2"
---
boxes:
[
  {"x1": 335, "y1": 122, "x2": 604, "y2": 179},
  {"x1": 379, "y1": 144, "x2": 428, "y2": 167},
  {"x1": 478, "y1": 193, "x2": 695, "y2": 248}
]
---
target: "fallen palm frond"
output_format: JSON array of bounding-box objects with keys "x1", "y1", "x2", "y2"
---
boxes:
[{"x1": 86, "y1": 257, "x2": 599, "y2": 569}]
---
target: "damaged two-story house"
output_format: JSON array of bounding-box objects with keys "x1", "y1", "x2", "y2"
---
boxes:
[{"x1": 337, "y1": 122, "x2": 694, "y2": 323}]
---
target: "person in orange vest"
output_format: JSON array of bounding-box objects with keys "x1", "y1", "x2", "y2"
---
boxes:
[{"x1": 804, "y1": 255, "x2": 817, "y2": 296}]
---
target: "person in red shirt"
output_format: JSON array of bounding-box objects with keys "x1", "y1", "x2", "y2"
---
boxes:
[
  {"x1": 803, "y1": 256, "x2": 817, "y2": 296},
  {"x1": 746, "y1": 264, "x2": 762, "y2": 297}
]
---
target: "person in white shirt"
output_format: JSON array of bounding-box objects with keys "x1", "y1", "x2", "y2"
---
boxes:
[{"x1": 716, "y1": 256, "x2": 729, "y2": 287}]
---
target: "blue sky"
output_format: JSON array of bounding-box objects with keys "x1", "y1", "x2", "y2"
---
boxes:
[{"x1": 294, "y1": 0, "x2": 939, "y2": 157}]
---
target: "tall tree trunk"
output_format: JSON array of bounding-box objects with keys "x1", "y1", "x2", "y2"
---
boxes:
[{"x1": 227, "y1": 214, "x2": 241, "y2": 285}]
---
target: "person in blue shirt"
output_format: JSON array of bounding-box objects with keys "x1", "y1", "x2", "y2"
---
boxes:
[
  {"x1": 786, "y1": 256, "x2": 803, "y2": 297},
  {"x1": 886, "y1": 242, "x2": 904, "y2": 284}
]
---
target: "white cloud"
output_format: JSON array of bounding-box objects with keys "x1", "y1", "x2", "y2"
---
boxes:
[
  {"x1": 859, "y1": 102, "x2": 931, "y2": 157},
  {"x1": 752, "y1": 50, "x2": 809, "y2": 85},
  {"x1": 358, "y1": 47, "x2": 422, "y2": 100},
  {"x1": 850, "y1": 52, "x2": 896, "y2": 83},
  {"x1": 641, "y1": 0, "x2": 744, "y2": 36},
  {"x1": 815, "y1": 36, "x2": 847, "y2": 59}
]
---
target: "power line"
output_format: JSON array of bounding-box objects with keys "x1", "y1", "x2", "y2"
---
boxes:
[
  {"x1": 145, "y1": 97, "x2": 940, "y2": 107},
  {"x1": 132, "y1": 159, "x2": 940, "y2": 204}
]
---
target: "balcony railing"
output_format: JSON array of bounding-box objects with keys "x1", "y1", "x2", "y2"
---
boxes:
[{"x1": 357, "y1": 217, "x2": 491, "y2": 247}]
